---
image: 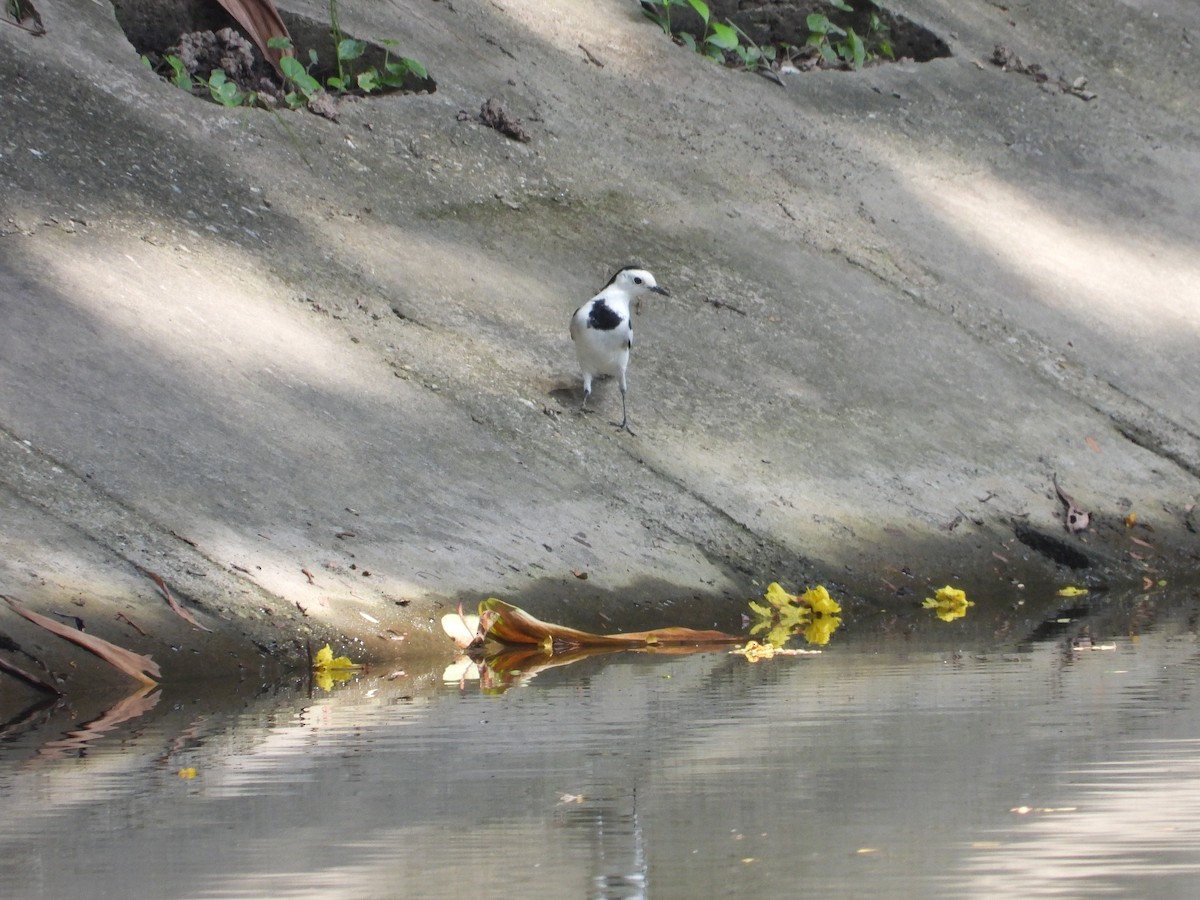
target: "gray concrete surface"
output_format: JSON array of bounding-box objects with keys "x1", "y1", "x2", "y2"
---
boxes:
[{"x1": 2, "y1": 0, "x2": 1198, "y2": 689}]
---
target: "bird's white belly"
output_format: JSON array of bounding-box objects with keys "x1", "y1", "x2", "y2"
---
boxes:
[{"x1": 575, "y1": 326, "x2": 630, "y2": 376}]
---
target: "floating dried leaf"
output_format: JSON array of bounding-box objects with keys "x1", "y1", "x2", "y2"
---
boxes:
[{"x1": 4, "y1": 595, "x2": 160, "y2": 684}]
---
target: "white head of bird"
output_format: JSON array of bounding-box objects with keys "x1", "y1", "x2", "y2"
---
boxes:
[{"x1": 569, "y1": 266, "x2": 669, "y2": 435}]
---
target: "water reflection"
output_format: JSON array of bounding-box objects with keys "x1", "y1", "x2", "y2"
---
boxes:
[{"x1": 1, "y1": 590, "x2": 1199, "y2": 898}]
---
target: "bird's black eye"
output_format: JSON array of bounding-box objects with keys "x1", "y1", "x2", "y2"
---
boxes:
[{"x1": 633, "y1": 276, "x2": 643, "y2": 285}]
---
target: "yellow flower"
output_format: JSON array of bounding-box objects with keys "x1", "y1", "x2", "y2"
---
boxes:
[
  {"x1": 763, "y1": 582, "x2": 795, "y2": 609},
  {"x1": 312, "y1": 643, "x2": 360, "y2": 691},
  {"x1": 800, "y1": 585, "x2": 841, "y2": 616},
  {"x1": 922, "y1": 585, "x2": 974, "y2": 622},
  {"x1": 748, "y1": 582, "x2": 842, "y2": 647},
  {"x1": 313, "y1": 643, "x2": 358, "y2": 670}
]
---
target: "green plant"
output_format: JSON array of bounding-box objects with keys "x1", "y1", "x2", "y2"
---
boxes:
[
  {"x1": 640, "y1": 0, "x2": 770, "y2": 72},
  {"x1": 206, "y1": 70, "x2": 254, "y2": 108},
  {"x1": 269, "y1": 33, "x2": 426, "y2": 106},
  {"x1": 640, "y1": 0, "x2": 894, "y2": 73},
  {"x1": 805, "y1": 1, "x2": 893, "y2": 69},
  {"x1": 270, "y1": 35, "x2": 324, "y2": 109},
  {"x1": 162, "y1": 54, "x2": 195, "y2": 92},
  {"x1": 153, "y1": 23, "x2": 428, "y2": 112}
]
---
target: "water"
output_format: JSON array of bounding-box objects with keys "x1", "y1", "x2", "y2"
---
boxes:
[{"x1": 3, "y1": 592, "x2": 1200, "y2": 898}]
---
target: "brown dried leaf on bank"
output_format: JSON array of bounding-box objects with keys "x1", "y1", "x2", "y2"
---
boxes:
[
  {"x1": 144, "y1": 570, "x2": 213, "y2": 633},
  {"x1": 3, "y1": 595, "x2": 161, "y2": 684},
  {"x1": 214, "y1": 0, "x2": 291, "y2": 76}
]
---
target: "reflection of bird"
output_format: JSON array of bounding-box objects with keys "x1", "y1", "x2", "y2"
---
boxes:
[{"x1": 569, "y1": 267, "x2": 668, "y2": 434}]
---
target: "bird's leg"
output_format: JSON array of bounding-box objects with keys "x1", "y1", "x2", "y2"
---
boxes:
[
  {"x1": 579, "y1": 375, "x2": 593, "y2": 414},
  {"x1": 614, "y1": 378, "x2": 635, "y2": 435}
]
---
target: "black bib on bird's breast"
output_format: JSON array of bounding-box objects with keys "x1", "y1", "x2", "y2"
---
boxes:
[{"x1": 587, "y1": 298, "x2": 624, "y2": 331}]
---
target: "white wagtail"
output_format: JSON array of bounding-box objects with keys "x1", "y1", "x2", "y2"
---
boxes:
[{"x1": 569, "y1": 266, "x2": 668, "y2": 434}]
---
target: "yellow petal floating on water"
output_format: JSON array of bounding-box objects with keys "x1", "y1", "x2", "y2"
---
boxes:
[
  {"x1": 924, "y1": 585, "x2": 974, "y2": 622},
  {"x1": 1056, "y1": 586, "x2": 1089, "y2": 597},
  {"x1": 312, "y1": 644, "x2": 359, "y2": 671}
]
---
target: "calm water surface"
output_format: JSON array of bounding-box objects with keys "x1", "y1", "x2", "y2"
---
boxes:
[{"x1": 3, "y1": 593, "x2": 1200, "y2": 898}]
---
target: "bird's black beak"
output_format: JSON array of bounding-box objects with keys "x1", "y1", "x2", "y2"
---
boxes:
[{"x1": 651, "y1": 286, "x2": 669, "y2": 296}]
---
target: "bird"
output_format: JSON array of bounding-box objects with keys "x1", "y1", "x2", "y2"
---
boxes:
[{"x1": 569, "y1": 266, "x2": 668, "y2": 434}]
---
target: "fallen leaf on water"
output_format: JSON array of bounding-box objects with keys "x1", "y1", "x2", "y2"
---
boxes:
[
  {"x1": 1056, "y1": 586, "x2": 1088, "y2": 597},
  {"x1": 4, "y1": 595, "x2": 160, "y2": 684},
  {"x1": 1130, "y1": 536, "x2": 1154, "y2": 549},
  {"x1": 1125, "y1": 512, "x2": 1137, "y2": 528},
  {"x1": 1085, "y1": 436, "x2": 1101, "y2": 453},
  {"x1": 34, "y1": 685, "x2": 160, "y2": 759},
  {"x1": 177, "y1": 768, "x2": 198, "y2": 779},
  {"x1": 477, "y1": 598, "x2": 742, "y2": 651},
  {"x1": 571, "y1": 569, "x2": 588, "y2": 580},
  {"x1": 557, "y1": 793, "x2": 585, "y2": 804}
]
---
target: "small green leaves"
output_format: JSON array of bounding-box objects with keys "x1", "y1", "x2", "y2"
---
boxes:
[
  {"x1": 156, "y1": 29, "x2": 427, "y2": 111},
  {"x1": 163, "y1": 54, "x2": 193, "y2": 91},
  {"x1": 337, "y1": 38, "x2": 366, "y2": 63},
  {"x1": 402, "y1": 57, "x2": 428, "y2": 81},
  {"x1": 707, "y1": 21, "x2": 738, "y2": 51},
  {"x1": 280, "y1": 55, "x2": 322, "y2": 97},
  {"x1": 640, "y1": 0, "x2": 891, "y2": 73},
  {"x1": 845, "y1": 27, "x2": 865, "y2": 69},
  {"x1": 207, "y1": 70, "x2": 245, "y2": 107}
]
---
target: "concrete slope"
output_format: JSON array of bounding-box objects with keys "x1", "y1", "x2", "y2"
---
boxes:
[{"x1": 1, "y1": 0, "x2": 1197, "y2": 684}]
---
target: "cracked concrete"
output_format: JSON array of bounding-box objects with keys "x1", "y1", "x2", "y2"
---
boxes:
[{"x1": 1, "y1": 0, "x2": 1198, "y2": 694}]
